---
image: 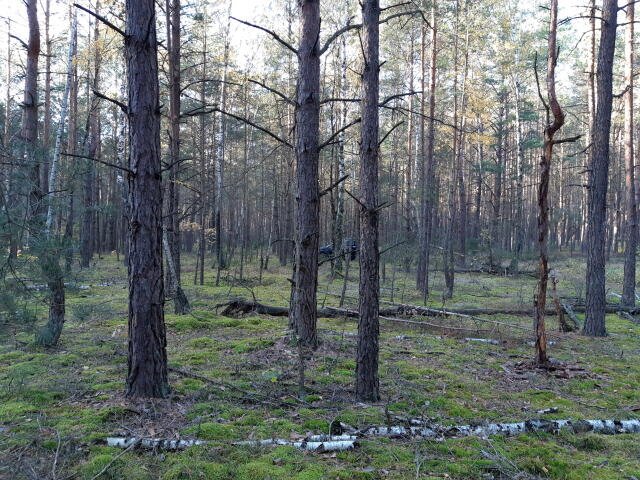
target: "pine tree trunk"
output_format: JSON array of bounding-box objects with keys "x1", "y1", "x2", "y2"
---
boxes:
[
  {"x1": 622, "y1": 2, "x2": 637, "y2": 308},
  {"x1": 125, "y1": 0, "x2": 169, "y2": 398},
  {"x1": 356, "y1": 0, "x2": 380, "y2": 402},
  {"x1": 416, "y1": 4, "x2": 437, "y2": 296},
  {"x1": 290, "y1": 0, "x2": 321, "y2": 347},
  {"x1": 584, "y1": 0, "x2": 617, "y2": 337}
]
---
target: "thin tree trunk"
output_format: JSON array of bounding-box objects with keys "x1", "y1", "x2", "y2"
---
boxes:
[
  {"x1": 416, "y1": 4, "x2": 437, "y2": 296},
  {"x1": 534, "y1": 0, "x2": 566, "y2": 366},
  {"x1": 622, "y1": 2, "x2": 637, "y2": 308}
]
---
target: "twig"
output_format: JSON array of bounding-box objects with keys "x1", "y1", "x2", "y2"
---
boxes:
[{"x1": 90, "y1": 441, "x2": 137, "y2": 480}]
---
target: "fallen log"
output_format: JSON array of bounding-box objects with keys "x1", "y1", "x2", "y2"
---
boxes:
[
  {"x1": 105, "y1": 418, "x2": 640, "y2": 453},
  {"x1": 336, "y1": 418, "x2": 640, "y2": 439},
  {"x1": 105, "y1": 435, "x2": 357, "y2": 452}
]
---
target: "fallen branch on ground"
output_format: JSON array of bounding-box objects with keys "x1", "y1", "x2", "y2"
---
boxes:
[
  {"x1": 105, "y1": 418, "x2": 640, "y2": 453},
  {"x1": 106, "y1": 435, "x2": 357, "y2": 452}
]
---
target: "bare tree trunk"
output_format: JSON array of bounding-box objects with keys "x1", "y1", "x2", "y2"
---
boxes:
[
  {"x1": 81, "y1": 10, "x2": 102, "y2": 268},
  {"x1": 290, "y1": 0, "x2": 321, "y2": 348},
  {"x1": 416, "y1": 4, "x2": 437, "y2": 296},
  {"x1": 41, "y1": 0, "x2": 51, "y2": 195},
  {"x1": 534, "y1": 0, "x2": 566, "y2": 366},
  {"x1": 125, "y1": 0, "x2": 169, "y2": 398},
  {"x1": 45, "y1": 13, "x2": 77, "y2": 234},
  {"x1": 584, "y1": 0, "x2": 617, "y2": 337},
  {"x1": 622, "y1": 2, "x2": 637, "y2": 308},
  {"x1": 23, "y1": 0, "x2": 41, "y2": 224},
  {"x1": 215, "y1": 5, "x2": 232, "y2": 286},
  {"x1": 356, "y1": 0, "x2": 380, "y2": 402},
  {"x1": 166, "y1": 0, "x2": 188, "y2": 313},
  {"x1": 512, "y1": 79, "x2": 525, "y2": 273}
]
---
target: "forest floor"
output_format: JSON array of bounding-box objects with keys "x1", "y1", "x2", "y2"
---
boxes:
[{"x1": 1, "y1": 253, "x2": 640, "y2": 479}]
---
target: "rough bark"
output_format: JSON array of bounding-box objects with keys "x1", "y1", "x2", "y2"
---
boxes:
[
  {"x1": 534, "y1": 0, "x2": 566, "y2": 366},
  {"x1": 356, "y1": 0, "x2": 381, "y2": 402},
  {"x1": 125, "y1": 0, "x2": 169, "y2": 398},
  {"x1": 290, "y1": 0, "x2": 321, "y2": 347},
  {"x1": 166, "y1": 0, "x2": 187, "y2": 313},
  {"x1": 584, "y1": 0, "x2": 617, "y2": 337},
  {"x1": 622, "y1": 2, "x2": 637, "y2": 308}
]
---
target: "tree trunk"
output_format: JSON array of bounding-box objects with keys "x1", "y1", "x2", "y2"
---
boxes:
[
  {"x1": 584, "y1": 0, "x2": 617, "y2": 337},
  {"x1": 622, "y1": 2, "x2": 637, "y2": 308},
  {"x1": 125, "y1": 0, "x2": 169, "y2": 398},
  {"x1": 290, "y1": 0, "x2": 321, "y2": 348},
  {"x1": 416, "y1": 3, "x2": 437, "y2": 296},
  {"x1": 534, "y1": 0, "x2": 566, "y2": 366},
  {"x1": 166, "y1": 0, "x2": 188, "y2": 314},
  {"x1": 356, "y1": 0, "x2": 380, "y2": 402}
]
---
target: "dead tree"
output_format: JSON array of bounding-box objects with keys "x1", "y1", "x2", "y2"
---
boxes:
[{"x1": 533, "y1": 0, "x2": 575, "y2": 366}]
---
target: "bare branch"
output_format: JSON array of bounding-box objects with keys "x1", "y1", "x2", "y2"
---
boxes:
[
  {"x1": 74, "y1": 3, "x2": 126, "y2": 37},
  {"x1": 319, "y1": 118, "x2": 361, "y2": 150},
  {"x1": 93, "y1": 90, "x2": 128, "y2": 114},
  {"x1": 378, "y1": 121, "x2": 404, "y2": 146},
  {"x1": 231, "y1": 16, "x2": 297, "y2": 54},
  {"x1": 61, "y1": 152, "x2": 134, "y2": 175},
  {"x1": 320, "y1": 174, "x2": 349, "y2": 197},
  {"x1": 214, "y1": 107, "x2": 292, "y2": 148},
  {"x1": 248, "y1": 79, "x2": 295, "y2": 106}
]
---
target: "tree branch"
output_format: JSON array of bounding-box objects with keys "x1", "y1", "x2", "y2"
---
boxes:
[
  {"x1": 231, "y1": 16, "x2": 297, "y2": 54},
  {"x1": 61, "y1": 152, "x2": 134, "y2": 175},
  {"x1": 93, "y1": 90, "x2": 128, "y2": 114},
  {"x1": 248, "y1": 79, "x2": 295, "y2": 106},
  {"x1": 320, "y1": 175, "x2": 349, "y2": 197},
  {"x1": 74, "y1": 3, "x2": 126, "y2": 37},
  {"x1": 319, "y1": 118, "x2": 361, "y2": 150},
  {"x1": 214, "y1": 107, "x2": 292, "y2": 148}
]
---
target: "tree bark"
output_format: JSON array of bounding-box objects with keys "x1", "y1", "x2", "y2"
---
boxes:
[
  {"x1": 584, "y1": 0, "x2": 617, "y2": 337},
  {"x1": 290, "y1": 0, "x2": 321, "y2": 347},
  {"x1": 534, "y1": 0, "x2": 566, "y2": 366},
  {"x1": 622, "y1": 2, "x2": 637, "y2": 308},
  {"x1": 125, "y1": 0, "x2": 169, "y2": 398},
  {"x1": 416, "y1": 3, "x2": 437, "y2": 296},
  {"x1": 166, "y1": 0, "x2": 188, "y2": 314},
  {"x1": 356, "y1": 0, "x2": 380, "y2": 402}
]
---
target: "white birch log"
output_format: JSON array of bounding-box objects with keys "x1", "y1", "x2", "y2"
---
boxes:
[{"x1": 105, "y1": 419, "x2": 640, "y2": 453}]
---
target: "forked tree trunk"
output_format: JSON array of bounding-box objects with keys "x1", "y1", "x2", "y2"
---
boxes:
[
  {"x1": 621, "y1": 3, "x2": 636, "y2": 308},
  {"x1": 356, "y1": 0, "x2": 380, "y2": 402},
  {"x1": 534, "y1": 0, "x2": 566, "y2": 366},
  {"x1": 125, "y1": 0, "x2": 169, "y2": 398},
  {"x1": 584, "y1": 0, "x2": 617, "y2": 337},
  {"x1": 290, "y1": 0, "x2": 321, "y2": 348}
]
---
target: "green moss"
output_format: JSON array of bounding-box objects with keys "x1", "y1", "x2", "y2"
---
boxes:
[
  {"x1": 79, "y1": 448, "x2": 150, "y2": 480},
  {"x1": 187, "y1": 422, "x2": 236, "y2": 440},
  {"x1": 0, "y1": 400, "x2": 37, "y2": 418},
  {"x1": 235, "y1": 460, "x2": 288, "y2": 480},
  {"x1": 162, "y1": 461, "x2": 230, "y2": 480},
  {"x1": 231, "y1": 338, "x2": 275, "y2": 353}
]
